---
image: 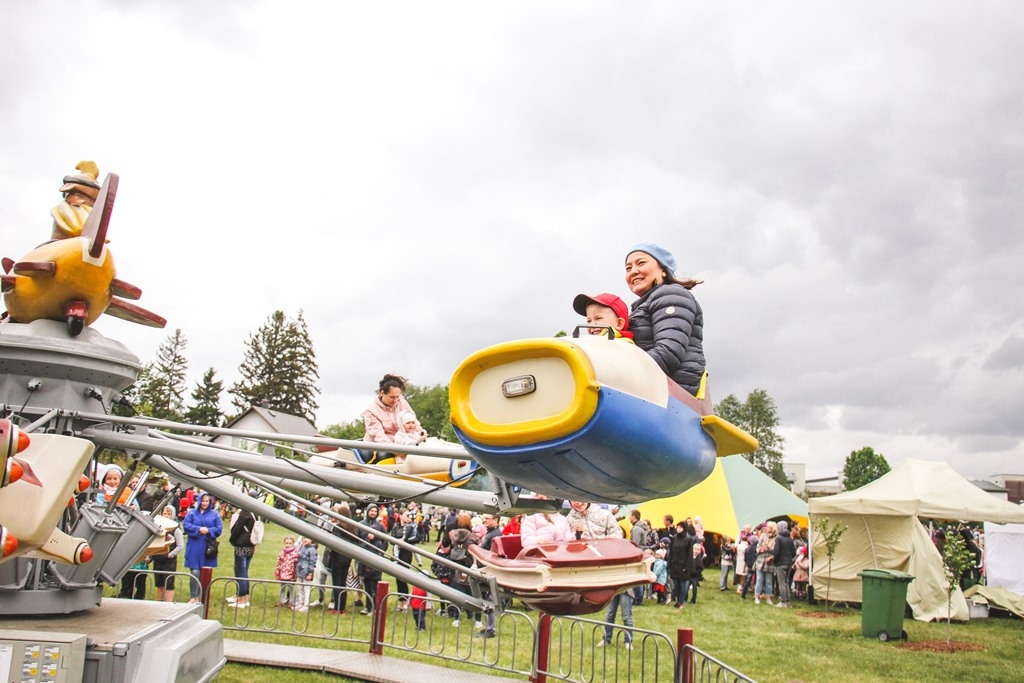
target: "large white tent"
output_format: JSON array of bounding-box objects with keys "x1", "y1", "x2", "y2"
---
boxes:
[{"x1": 808, "y1": 459, "x2": 1024, "y2": 622}]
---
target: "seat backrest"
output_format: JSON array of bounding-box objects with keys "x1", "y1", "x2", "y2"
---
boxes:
[{"x1": 494, "y1": 534, "x2": 524, "y2": 559}]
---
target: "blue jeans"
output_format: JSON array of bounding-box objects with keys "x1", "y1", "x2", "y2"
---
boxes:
[
  {"x1": 719, "y1": 563, "x2": 733, "y2": 589},
  {"x1": 602, "y1": 591, "x2": 634, "y2": 644},
  {"x1": 755, "y1": 567, "x2": 774, "y2": 598},
  {"x1": 671, "y1": 576, "x2": 688, "y2": 606},
  {"x1": 189, "y1": 568, "x2": 202, "y2": 600},
  {"x1": 234, "y1": 552, "x2": 252, "y2": 597}
]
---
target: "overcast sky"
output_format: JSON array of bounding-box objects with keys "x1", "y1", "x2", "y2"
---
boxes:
[{"x1": 2, "y1": 2, "x2": 1021, "y2": 483}]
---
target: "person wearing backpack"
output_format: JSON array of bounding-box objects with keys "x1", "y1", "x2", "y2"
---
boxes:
[
  {"x1": 439, "y1": 511, "x2": 479, "y2": 627},
  {"x1": 228, "y1": 495, "x2": 257, "y2": 608}
]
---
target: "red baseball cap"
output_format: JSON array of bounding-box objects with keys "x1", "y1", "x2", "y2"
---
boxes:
[{"x1": 572, "y1": 293, "x2": 630, "y2": 331}]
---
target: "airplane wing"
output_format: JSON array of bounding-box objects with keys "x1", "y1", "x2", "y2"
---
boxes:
[
  {"x1": 105, "y1": 297, "x2": 166, "y2": 328},
  {"x1": 12, "y1": 261, "x2": 56, "y2": 275},
  {"x1": 110, "y1": 278, "x2": 142, "y2": 300}
]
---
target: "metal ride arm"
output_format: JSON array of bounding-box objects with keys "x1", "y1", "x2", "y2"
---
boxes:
[
  {"x1": 83, "y1": 422, "x2": 507, "y2": 512},
  {"x1": 145, "y1": 454, "x2": 495, "y2": 613}
]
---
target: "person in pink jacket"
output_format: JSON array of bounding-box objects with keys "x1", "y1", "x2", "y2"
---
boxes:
[
  {"x1": 363, "y1": 374, "x2": 422, "y2": 443},
  {"x1": 520, "y1": 511, "x2": 575, "y2": 549}
]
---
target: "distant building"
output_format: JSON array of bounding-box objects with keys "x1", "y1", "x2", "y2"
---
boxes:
[
  {"x1": 971, "y1": 479, "x2": 1010, "y2": 502},
  {"x1": 988, "y1": 475, "x2": 1024, "y2": 505},
  {"x1": 783, "y1": 462, "x2": 806, "y2": 495},
  {"x1": 784, "y1": 462, "x2": 841, "y2": 497},
  {"x1": 214, "y1": 406, "x2": 319, "y2": 457}
]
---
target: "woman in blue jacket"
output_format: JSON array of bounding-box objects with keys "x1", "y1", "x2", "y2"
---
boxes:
[{"x1": 183, "y1": 491, "x2": 223, "y2": 603}]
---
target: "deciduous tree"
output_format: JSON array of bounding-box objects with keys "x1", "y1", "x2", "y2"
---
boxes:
[
  {"x1": 842, "y1": 446, "x2": 891, "y2": 491},
  {"x1": 715, "y1": 389, "x2": 786, "y2": 484}
]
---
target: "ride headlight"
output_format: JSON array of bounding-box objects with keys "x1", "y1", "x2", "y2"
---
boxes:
[{"x1": 501, "y1": 375, "x2": 536, "y2": 398}]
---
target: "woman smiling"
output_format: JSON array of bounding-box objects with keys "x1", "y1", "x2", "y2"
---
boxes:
[{"x1": 624, "y1": 242, "x2": 705, "y2": 395}]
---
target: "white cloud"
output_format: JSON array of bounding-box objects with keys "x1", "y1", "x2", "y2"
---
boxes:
[{"x1": 2, "y1": 1, "x2": 1022, "y2": 485}]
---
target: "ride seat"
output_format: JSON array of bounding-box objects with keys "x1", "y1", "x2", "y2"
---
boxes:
[{"x1": 493, "y1": 534, "x2": 524, "y2": 559}]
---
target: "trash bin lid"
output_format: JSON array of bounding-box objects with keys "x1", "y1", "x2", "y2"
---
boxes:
[{"x1": 857, "y1": 569, "x2": 915, "y2": 582}]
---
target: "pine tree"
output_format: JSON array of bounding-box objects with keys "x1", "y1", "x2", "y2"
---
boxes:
[
  {"x1": 185, "y1": 368, "x2": 226, "y2": 428},
  {"x1": 715, "y1": 388, "x2": 787, "y2": 484},
  {"x1": 229, "y1": 310, "x2": 320, "y2": 423},
  {"x1": 138, "y1": 329, "x2": 189, "y2": 420}
]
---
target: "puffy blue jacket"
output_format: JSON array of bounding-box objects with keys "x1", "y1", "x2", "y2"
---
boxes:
[{"x1": 629, "y1": 283, "x2": 705, "y2": 394}]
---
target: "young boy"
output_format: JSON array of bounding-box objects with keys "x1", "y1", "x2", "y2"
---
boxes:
[
  {"x1": 571, "y1": 293, "x2": 634, "y2": 340},
  {"x1": 410, "y1": 585, "x2": 429, "y2": 630}
]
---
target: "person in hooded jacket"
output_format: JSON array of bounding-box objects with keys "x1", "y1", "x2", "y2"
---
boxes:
[
  {"x1": 183, "y1": 491, "x2": 223, "y2": 603},
  {"x1": 772, "y1": 520, "x2": 796, "y2": 608},
  {"x1": 358, "y1": 504, "x2": 389, "y2": 615},
  {"x1": 667, "y1": 522, "x2": 695, "y2": 608}
]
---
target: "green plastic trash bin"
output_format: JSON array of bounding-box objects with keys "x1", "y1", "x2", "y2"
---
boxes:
[{"x1": 858, "y1": 569, "x2": 914, "y2": 641}]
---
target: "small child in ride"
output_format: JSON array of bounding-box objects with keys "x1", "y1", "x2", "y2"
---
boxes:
[{"x1": 571, "y1": 293, "x2": 634, "y2": 340}]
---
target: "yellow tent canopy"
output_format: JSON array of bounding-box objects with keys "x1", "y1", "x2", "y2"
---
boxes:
[{"x1": 629, "y1": 455, "x2": 808, "y2": 540}]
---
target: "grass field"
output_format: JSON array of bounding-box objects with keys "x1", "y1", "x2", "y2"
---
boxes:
[{"x1": 187, "y1": 520, "x2": 1023, "y2": 683}]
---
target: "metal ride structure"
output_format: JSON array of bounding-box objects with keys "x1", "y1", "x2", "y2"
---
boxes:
[
  {"x1": 0, "y1": 316, "x2": 536, "y2": 683},
  {"x1": 0, "y1": 164, "x2": 757, "y2": 683}
]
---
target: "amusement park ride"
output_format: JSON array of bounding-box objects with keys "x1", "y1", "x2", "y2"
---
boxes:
[{"x1": 0, "y1": 164, "x2": 757, "y2": 683}]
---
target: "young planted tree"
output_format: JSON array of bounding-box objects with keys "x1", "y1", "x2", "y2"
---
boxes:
[
  {"x1": 941, "y1": 528, "x2": 975, "y2": 644},
  {"x1": 816, "y1": 516, "x2": 848, "y2": 610},
  {"x1": 230, "y1": 310, "x2": 320, "y2": 424},
  {"x1": 137, "y1": 329, "x2": 190, "y2": 420},
  {"x1": 842, "y1": 446, "x2": 891, "y2": 491},
  {"x1": 715, "y1": 389, "x2": 787, "y2": 485}
]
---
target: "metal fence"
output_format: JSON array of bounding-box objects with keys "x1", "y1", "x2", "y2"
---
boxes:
[{"x1": 115, "y1": 572, "x2": 756, "y2": 683}]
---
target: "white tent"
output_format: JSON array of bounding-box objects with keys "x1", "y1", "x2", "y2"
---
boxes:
[
  {"x1": 809, "y1": 459, "x2": 1024, "y2": 622},
  {"x1": 983, "y1": 522, "x2": 1024, "y2": 595}
]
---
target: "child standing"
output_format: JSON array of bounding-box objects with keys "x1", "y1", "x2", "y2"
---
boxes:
[
  {"x1": 651, "y1": 548, "x2": 669, "y2": 604},
  {"x1": 294, "y1": 537, "x2": 319, "y2": 612},
  {"x1": 410, "y1": 585, "x2": 429, "y2": 630},
  {"x1": 793, "y1": 546, "x2": 810, "y2": 601},
  {"x1": 571, "y1": 293, "x2": 634, "y2": 339},
  {"x1": 274, "y1": 536, "x2": 299, "y2": 607}
]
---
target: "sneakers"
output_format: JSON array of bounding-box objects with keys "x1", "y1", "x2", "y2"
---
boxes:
[
  {"x1": 451, "y1": 619, "x2": 460, "y2": 627},
  {"x1": 474, "y1": 621, "x2": 483, "y2": 629},
  {"x1": 309, "y1": 599, "x2": 321, "y2": 607},
  {"x1": 596, "y1": 640, "x2": 608, "y2": 648},
  {"x1": 624, "y1": 643, "x2": 634, "y2": 651},
  {"x1": 359, "y1": 609, "x2": 371, "y2": 616},
  {"x1": 328, "y1": 609, "x2": 346, "y2": 615},
  {"x1": 754, "y1": 598, "x2": 760, "y2": 605},
  {"x1": 776, "y1": 602, "x2": 790, "y2": 608},
  {"x1": 236, "y1": 603, "x2": 249, "y2": 609},
  {"x1": 766, "y1": 598, "x2": 774, "y2": 605},
  {"x1": 476, "y1": 630, "x2": 495, "y2": 639},
  {"x1": 226, "y1": 596, "x2": 237, "y2": 603},
  {"x1": 294, "y1": 606, "x2": 308, "y2": 613}
]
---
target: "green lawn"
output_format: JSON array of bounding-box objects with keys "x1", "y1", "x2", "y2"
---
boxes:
[{"x1": 164, "y1": 520, "x2": 1023, "y2": 683}]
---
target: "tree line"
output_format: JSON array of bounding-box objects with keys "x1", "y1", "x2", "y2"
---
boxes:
[{"x1": 133, "y1": 311, "x2": 887, "y2": 490}]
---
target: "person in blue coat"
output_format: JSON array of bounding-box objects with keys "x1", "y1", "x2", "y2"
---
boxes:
[{"x1": 183, "y1": 491, "x2": 223, "y2": 603}]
